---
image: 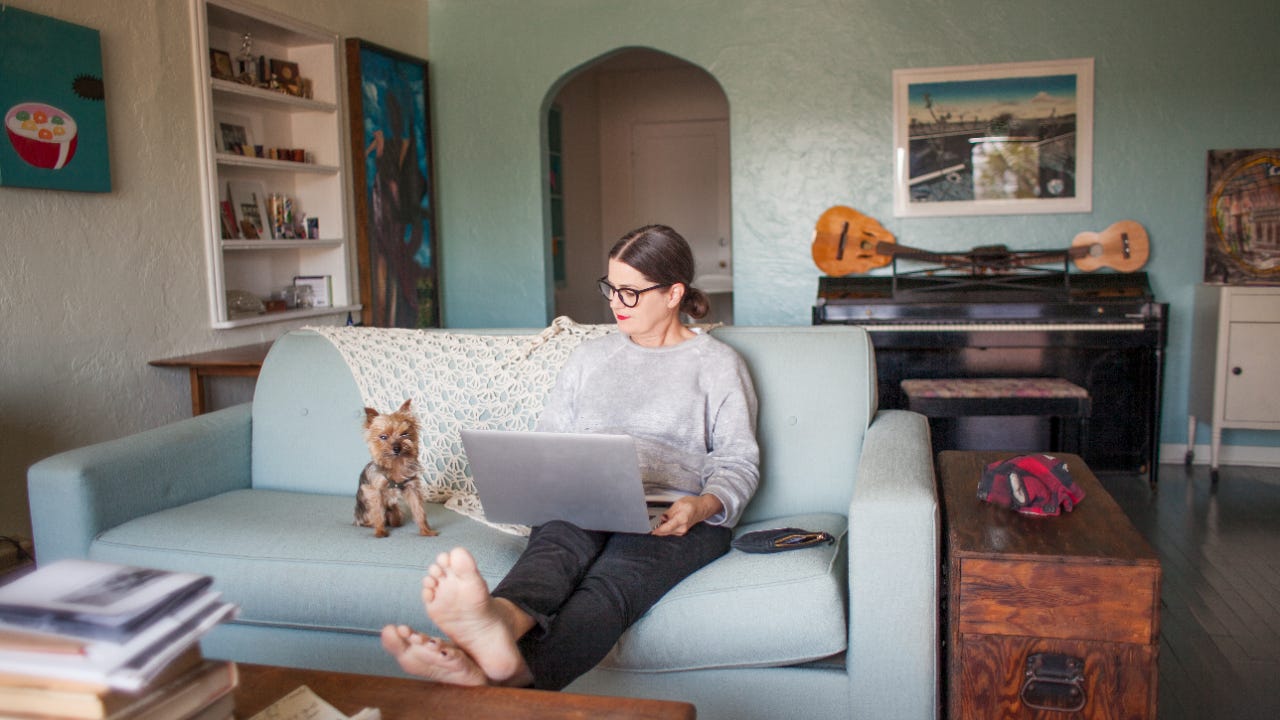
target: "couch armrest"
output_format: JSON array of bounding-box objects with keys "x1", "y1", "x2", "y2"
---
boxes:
[
  {"x1": 847, "y1": 409, "x2": 939, "y2": 720},
  {"x1": 27, "y1": 403, "x2": 253, "y2": 564}
]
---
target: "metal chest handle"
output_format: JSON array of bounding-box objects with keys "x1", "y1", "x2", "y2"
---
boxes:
[{"x1": 1020, "y1": 652, "x2": 1087, "y2": 712}]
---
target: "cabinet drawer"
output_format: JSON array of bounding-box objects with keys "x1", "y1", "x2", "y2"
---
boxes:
[
  {"x1": 957, "y1": 558, "x2": 1159, "y2": 644},
  {"x1": 1228, "y1": 292, "x2": 1280, "y2": 322}
]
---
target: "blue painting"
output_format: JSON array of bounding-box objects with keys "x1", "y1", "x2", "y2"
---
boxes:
[
  {"x1": 350, "y1": 40, "x2": 436, "y2": 328},
  {"x1": 0, "y1": 7, "x2": 110, "y2": 192}
]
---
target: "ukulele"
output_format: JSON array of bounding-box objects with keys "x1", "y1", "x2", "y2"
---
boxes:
[
  {"x1": 812, "y1": 206, "x2": 1150, "y2": 275},
  {"x1": 1069, "y1": 220, "x2": 1149, "y2": 272}
]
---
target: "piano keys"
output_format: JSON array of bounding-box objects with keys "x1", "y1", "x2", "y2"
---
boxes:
[{"x1": 814, "y1": 271, "x2": 1167, "y2": 479}]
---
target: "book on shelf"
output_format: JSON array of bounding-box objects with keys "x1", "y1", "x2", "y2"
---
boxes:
[
  {"x1": 0, "y1": 655, "x2": 238, "y2": 720},
  {"x1": 0, "y1": 560, "x2": 237, "y2": 692}
]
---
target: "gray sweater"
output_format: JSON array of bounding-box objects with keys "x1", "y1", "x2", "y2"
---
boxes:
[{"x1": 536, "y1": 331, "x2": 760, "y2": 527}]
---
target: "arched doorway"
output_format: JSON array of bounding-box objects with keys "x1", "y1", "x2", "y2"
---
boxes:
[{"x1": 545, "y1": 48, "x2": 732, "y2": 324}]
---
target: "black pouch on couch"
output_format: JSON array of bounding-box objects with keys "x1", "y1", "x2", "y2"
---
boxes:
[{"x1": 732, "y1": 528, "x2": 836, "y2": 554}]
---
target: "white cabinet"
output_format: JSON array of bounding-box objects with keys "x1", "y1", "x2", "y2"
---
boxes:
[
  {"x1": 191, "y1": 0, "x2": 357, "y2": 328},
  {"x1": 1186, "y1": 284, "x2": 1280, "y2": 479}
]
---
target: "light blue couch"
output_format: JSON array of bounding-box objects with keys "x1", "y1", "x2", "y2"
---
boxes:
[{"x1": 28, "y1": 326, "x2": 938, "y2": 720}]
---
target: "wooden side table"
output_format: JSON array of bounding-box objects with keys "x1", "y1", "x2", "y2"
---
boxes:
[
  {"x1": 149, "y1": 342, "x2": 273, "y2": 415},
  {"x1": 938, "y1": 450, "x2": 1160, "y2": 719}
]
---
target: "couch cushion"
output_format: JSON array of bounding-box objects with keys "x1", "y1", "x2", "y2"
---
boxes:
[
  {"x1": 604, "y1": 512, "x2": 848, "y2": 671},
  {"x1": 89, "y1": 490, "x2": 847, "y2": 672},
  {"x1": 88, "y1": 490, "x2": 527, "y2": 636}
]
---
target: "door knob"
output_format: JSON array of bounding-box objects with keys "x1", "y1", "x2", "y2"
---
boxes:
[{"x1": 1231, "y1": 367, "x2": 1242, "y2": 375}]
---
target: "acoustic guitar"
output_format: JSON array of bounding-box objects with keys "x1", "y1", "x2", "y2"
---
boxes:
[{"x1": 811, "y1": 206, "x2": 1150, "y2": 276}]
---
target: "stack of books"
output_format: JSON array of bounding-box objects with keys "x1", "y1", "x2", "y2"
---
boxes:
[{"x1": 0, "y1": 560, "x2": 239, "y2": 719}]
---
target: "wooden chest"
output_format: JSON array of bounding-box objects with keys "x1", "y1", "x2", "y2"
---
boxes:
[{"x1": 939, "y1": 451, "x2": 1161, "y2": 720}]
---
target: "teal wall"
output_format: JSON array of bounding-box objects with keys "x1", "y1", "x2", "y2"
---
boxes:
[{"x1": 427, "y1": 0, "x2": 1279, "y2": 448}]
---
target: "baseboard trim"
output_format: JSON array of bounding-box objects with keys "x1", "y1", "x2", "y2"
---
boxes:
[{"x1": 1160, "y1": 443, "x2": 1280, "y2": 468}]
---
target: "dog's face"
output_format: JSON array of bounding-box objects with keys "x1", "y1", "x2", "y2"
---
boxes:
[{"x1": 363, "y1": 399, "x2": 420, "y2": 470}]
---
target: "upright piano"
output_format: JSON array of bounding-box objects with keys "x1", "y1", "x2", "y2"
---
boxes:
[{"x1": 814, "y1": 271, "x2": 1167, "y2": 478}]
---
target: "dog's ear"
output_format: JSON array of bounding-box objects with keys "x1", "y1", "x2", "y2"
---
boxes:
[
  {"x1": 398, "y1": 398, "x2": 412, "y2": 412},
  {"x1": 363, "y1": 407, "x2": 380, "y2": 426}
]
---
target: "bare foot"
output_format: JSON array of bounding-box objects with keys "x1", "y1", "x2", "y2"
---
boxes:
[
  {"x1": 379, "y1": 624, "x2": 487, "y2": 686},
  {"x1": 421, "y1": 548, "x2": 531, "y2": 685}
]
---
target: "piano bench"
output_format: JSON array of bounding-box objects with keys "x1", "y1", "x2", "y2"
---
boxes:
[{"x1": 901, "y1": 377, "x2": 1091, "y2": 454}]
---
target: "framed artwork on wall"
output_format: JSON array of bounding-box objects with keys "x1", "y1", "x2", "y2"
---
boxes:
[
  {"x1": 0, "y1": 7, "x2": 110, "y2": 192},
  {"x1": 1203, "y1": 148, "x2": 1280, "y2": 284},
  {"x1": 892, "y1": 58, "x2": 1093, "y2": 217},
  {"x1": 345, "y1": 39, "x2": 439, "y2": 328}
]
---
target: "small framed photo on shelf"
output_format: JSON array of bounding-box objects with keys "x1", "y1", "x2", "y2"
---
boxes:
[
  {"x1": 227, "y1": 179, "x2": 270, "y2": 239},
  {"x1": 210, "y1": 49, "x2": 234, "y2": 81},
  {"x1": 269, "y1": 58, "x2": 302, "y2": 96},
  {"x1": 292, "y1": 275, "x2": 332, "y2": 307},
  {"x1": 213, "y1": 110, "x2": 255, "y2": 155}
]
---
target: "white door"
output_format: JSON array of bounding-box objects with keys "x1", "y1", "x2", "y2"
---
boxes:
[{"x1": 630, "y1": 121, "x2": 731, "y2": 293}]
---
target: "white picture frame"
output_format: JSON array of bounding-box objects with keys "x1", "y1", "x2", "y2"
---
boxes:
[
  {"x1": 892, "y1": 57, "x2": 1094, "y2": 217},
  {"x1": 226, "y1": 179, "x2": 270, "y2": 239}
]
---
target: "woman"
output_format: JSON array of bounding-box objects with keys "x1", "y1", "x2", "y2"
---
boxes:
[{"x1": 381, "y1": 224, "x2": 760, "y2": 690}]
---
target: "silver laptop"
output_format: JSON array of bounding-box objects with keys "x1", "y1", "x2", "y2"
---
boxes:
[{"x1": 460, "y1": 429, "x2": 664, "y2": 533}]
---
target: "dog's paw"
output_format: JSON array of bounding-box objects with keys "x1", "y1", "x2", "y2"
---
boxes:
[{"x1": 418, "y1": 527, "x2": 439, "y2": 537}]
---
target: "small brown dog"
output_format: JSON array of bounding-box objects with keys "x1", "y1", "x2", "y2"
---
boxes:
[{"x1": 354, "y1": 399, "x2": 437, "y2": 538}]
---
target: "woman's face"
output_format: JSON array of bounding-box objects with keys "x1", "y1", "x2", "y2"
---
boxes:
[{"x1": 605, "y1": 258, "x2": 680, "y2": 338}]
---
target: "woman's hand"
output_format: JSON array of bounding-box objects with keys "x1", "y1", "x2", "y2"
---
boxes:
[{"x1": 652, "y1": 494, "x2": 723, "y2": 536}]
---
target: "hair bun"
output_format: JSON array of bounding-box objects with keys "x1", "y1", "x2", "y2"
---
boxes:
[{"x1": 681, "y1": 285, "x2": 710, "y2": 320}]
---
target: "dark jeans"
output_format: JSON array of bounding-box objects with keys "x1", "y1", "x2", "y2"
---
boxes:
[{"x1": 491, "y1": 520, "x2": 732, "y2": 690}]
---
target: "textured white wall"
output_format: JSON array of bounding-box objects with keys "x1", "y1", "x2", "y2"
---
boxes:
[{"x1": 0, "y1": 0, "x2": 428, "y2": 541}]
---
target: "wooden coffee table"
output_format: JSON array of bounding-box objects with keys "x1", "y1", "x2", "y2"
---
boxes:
[{"x1": 234, "y1": 663, "x2": 696, "y2": 719}]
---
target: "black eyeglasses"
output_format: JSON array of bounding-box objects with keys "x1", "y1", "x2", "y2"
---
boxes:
[{"x1": 597, "y1": 277, "x2": 670, "y2": 308}]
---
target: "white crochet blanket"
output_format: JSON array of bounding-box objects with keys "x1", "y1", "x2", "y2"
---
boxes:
[{"x1": 307, "y1": 317, "x2": 617, "y2": 534}]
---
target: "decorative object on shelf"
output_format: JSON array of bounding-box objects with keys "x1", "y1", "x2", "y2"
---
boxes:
[
  {"x1": 219, "y1": 200, "x2": 237, "y2": 239},
  {"x1": 1203, "y1": 148, "x2": 1280, "y2": 285},
  {"x1": 227, "y1": 179, "x2": 269, "y2": 239},
  {"x1": 234, "y1": 32, "x2": 259, "y2": 86},
  {"x1": 0, "y1": 6, "x2": 111, "y2": 192},
  {"x1": 346, "y1": 39, "x2": 439, "y2": 328},
  {"x1": 267, "y1": 193, "x2": 309, "y2": 239},
  {"x1": 226, "y1": 289, "x2": 265, "y2": 318},
  {"x1": 293, "y1": 275, "x2": 332, "y2": 307},
  {"x1": 209, "y1": 49, "x2": 234, "y2": 81},
  {"x1": 268, "y1": 58, "x2": 302, "y2": 96},
  {"x1": 892, "y1": 58, "x2": 1093, "y2": 217},
  {"x1": 213, "y1": 110, "x2": 253, "y2": 155}
]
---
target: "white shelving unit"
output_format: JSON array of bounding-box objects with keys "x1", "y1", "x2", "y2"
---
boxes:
[
  {"x1": 1186, "y1": 283, "x2": 1280, "y2": 479},
  {"x1": 191, "y1": 0, "x2": 358, "y2": 328}
]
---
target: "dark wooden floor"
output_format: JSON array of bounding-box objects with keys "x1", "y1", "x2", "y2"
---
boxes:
[{"x1": 1100, "y1": 463, "x2": 1280, "y2": 720}]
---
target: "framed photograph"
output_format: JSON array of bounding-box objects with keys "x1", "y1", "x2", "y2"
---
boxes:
[
  {"x1": 346, "y1": 39, "x2": 439, "y2": 327},
  {"x1": 227, "y1": 179, "x2": 269, "y2": 240},
  {"x1": 213, "y1": 110, "x2": 254, "y2": 155},
  {"x1": 893, "y1": 57, "x2": 1093, "y2": 217},
  {"x1": 1203, "y1": 148, "x2": 1280, "y2": 284},
  {"x1": 269, "y1": 58, "x2": 302, "y2": 96},
  {"x1": 210, "y1": 49, "x2": 234, "y2": 81},
  {"x1": 292, "y1": 275, "x2": 332, "y2": 307}
]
